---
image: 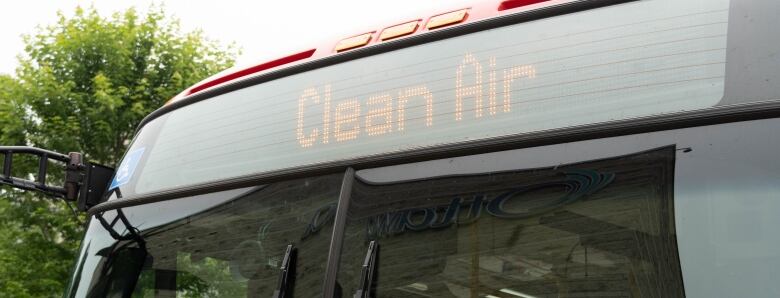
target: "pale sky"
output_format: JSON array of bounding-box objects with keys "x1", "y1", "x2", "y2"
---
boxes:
[{"x1": 0, "y1": 0, "x2": 471, "y2": 76}]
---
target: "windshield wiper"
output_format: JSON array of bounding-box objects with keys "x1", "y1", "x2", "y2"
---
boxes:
[
  {"x1": 353, "y1": 240, "x2": 379, "y2": 298},
  {"x1": 272, "y1": 244, "x2": 297, "y2": 298}
]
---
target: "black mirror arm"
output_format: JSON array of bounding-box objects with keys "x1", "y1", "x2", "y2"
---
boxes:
[
  {"x1": 1, "y1": 146, "x2": 70, "y2": 198},
  {"x1": 0, "y1": 146, "x2": 114, "y2": 212}
]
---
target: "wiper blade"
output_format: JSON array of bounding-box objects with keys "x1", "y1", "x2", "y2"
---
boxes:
[
  {"x1": 353, "y1": 240, "x2": 379, "y2": 298},
  {"x1": 272, "y1": 244, "x2": 297, "y2": 298}
]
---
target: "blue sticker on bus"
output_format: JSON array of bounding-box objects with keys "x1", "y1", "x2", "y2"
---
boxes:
[{"x1": 109, "y1": 147, "x2": 145, "y2": 190}]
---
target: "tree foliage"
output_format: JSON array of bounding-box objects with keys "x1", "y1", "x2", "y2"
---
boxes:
[
  {"x1": 0, "y1": 75, "x2": 25, "y2": 146},
  {"x1": 0, "y1": 6, "x2": 236, "y2": 297}
]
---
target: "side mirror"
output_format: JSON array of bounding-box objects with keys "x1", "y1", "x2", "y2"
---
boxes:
[{"x1": 0, "y1": 146, "x2": 114, "y2": 212}]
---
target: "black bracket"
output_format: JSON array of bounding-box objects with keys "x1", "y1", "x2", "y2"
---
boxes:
[{"x1": 0, "y1": 146, "x2": 114, "y2": 212}]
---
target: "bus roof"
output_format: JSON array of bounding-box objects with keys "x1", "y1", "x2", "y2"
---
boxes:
[{"x1": 165, "y1": 0, "x2": 561, "y2": 105}]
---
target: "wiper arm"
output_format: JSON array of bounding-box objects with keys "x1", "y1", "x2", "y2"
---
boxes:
[
  {"x1": 272, "y1": 244, "x2": 297, "y2": 298},
  {"x1": 353, "y1": 240, "x2": 379, "y2": 298}
]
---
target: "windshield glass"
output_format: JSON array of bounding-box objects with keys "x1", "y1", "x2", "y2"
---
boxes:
[
  {"x1": 110, "y1": 0, "x2": 731, "y2": 197},
  {"x1": 334, "y1": 117, "x2": 780, "y2": 297},
  {"x1": 69, "y1": 117, "x2": 780, "y2": 297},
  {"x1": 339, "y1": 147, "x2": 682, "y2": 296},
  {"x1": 66, "y1": 173, "x2": 343, "y2": 297}
]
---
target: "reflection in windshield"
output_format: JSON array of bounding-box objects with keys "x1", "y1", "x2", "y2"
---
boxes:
[
  {"x1": 66, "y1": 174, "x2": 343, "y2": 297},
  {"x1": 75, "y1": 210, "x2": 148, "y2": 298},
  {"x1": 338, "y1": 146, "x2": 684, "y2": 297}
]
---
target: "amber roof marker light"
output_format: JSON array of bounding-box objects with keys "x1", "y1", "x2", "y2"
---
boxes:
[
  {"x1": 426, "y1": 9, "x2": 470, "y2": 30},
  {"x1": 380, "y1": 20, "x2": 420, "y2": 41},
  {"x1": 335, "y1": 32, "x2": 375, "y2": 52}
]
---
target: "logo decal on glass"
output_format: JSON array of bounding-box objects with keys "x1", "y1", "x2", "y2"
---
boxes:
[{"x1": 364, "y1": 169, "x2": 615, "y2": 239}]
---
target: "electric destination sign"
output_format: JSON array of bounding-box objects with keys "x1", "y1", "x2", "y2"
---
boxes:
[
  {"x1": 296, "y1": 54, "x2": 536, "y2": 148},
  {"x1": 131, "y1": 3, "x2": 728, "y2": 194}
]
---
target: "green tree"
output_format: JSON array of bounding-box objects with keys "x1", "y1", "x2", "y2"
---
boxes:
[
  {"x1": 0, "y1": 75, "x2": 25, "y2": 146},
  {"x1": 0, "y1": 6, "x2": 237, "y2": 297}
]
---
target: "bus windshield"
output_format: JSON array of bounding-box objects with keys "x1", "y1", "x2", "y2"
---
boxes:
[
  {"x1": 109, "y1": 0, "x2": 730, "y2": 197},
  {"x1": 69, "y1": 117, "x2": 780, "y2": 297}
]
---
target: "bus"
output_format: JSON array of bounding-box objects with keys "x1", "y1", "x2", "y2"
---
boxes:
[{"x1": 15, "y1": 0, "x2": 780, "y2": 296}]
